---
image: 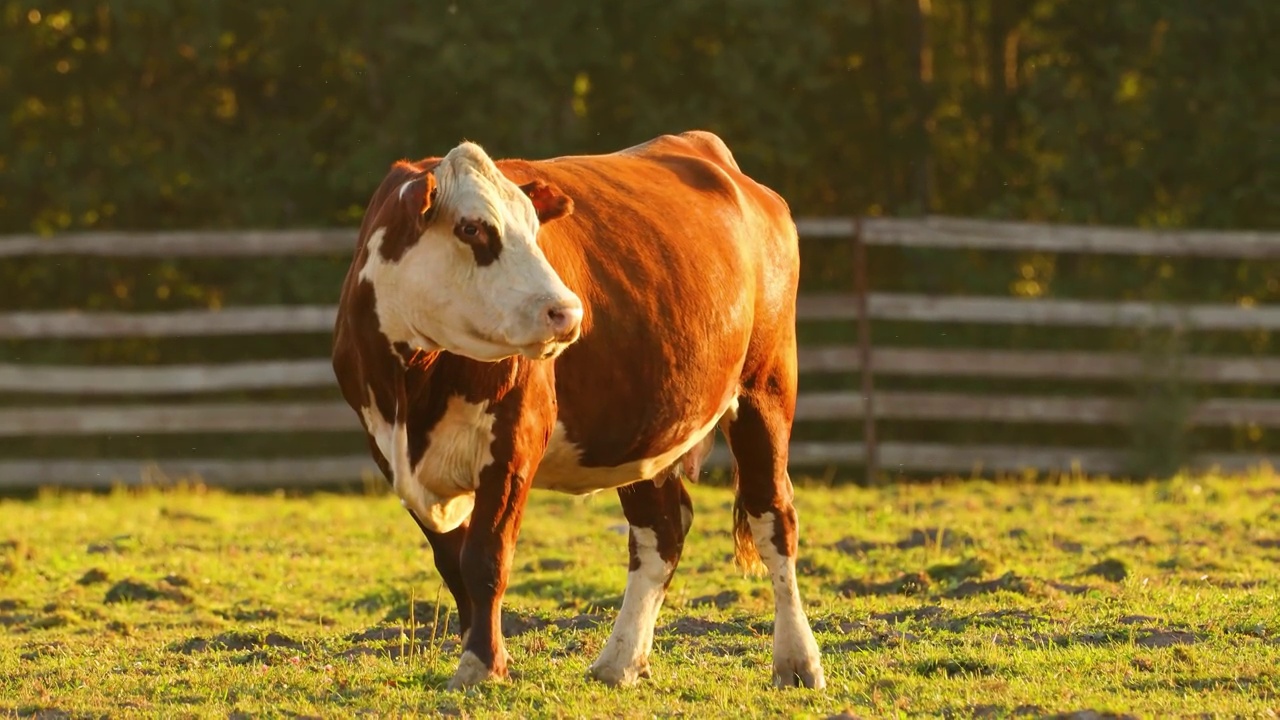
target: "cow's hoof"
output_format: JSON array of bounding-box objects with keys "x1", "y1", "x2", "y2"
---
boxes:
[
  {"x1": 588, "y1": 656, "x2": 652, "y2": 687},
  {"x1": 771, "y1": 657, "x2": 825, "y2": 690},
  {"x1": 446, "y1": 651, "x2": 504, "y2": 690}
]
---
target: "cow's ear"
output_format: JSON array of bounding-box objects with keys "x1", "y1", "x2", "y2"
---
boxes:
[
  {"x1": 520, "y1": 180, "x2": 573, "y2": 223},
  {"x1": 400, "y1": 173, "x2": 438, "y2": 216}
]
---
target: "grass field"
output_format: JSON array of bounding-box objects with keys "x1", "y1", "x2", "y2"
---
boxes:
[{"x1": 2, "y1": 470, "x2": 1278, "y2": 719}]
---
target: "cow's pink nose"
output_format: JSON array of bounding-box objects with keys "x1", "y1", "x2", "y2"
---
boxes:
[{"x1": 545, "y1": 303, "x2": 583, "y2": 339}]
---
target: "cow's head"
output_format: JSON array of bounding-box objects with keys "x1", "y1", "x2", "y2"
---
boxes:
[{"x1": 359, "y1": 142, "x2": 583, "y2": 362}]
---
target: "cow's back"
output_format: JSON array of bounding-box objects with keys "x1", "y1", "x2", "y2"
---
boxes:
[{"x1": 495, "y1": 132, "x2": 799, "y2": 473}]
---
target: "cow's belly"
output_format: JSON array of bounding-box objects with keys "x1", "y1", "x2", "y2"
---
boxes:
[
  {"x1": 368, "y1": 389, "x2": 736, "y2": 532},
  {"x1": 533, "y1": 394, "x2": 736, "y2": 494}
]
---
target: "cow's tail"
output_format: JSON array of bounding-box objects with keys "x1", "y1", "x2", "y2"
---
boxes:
[{"x1": 730, "y1": 461, "x2": 766, "y2": 576}]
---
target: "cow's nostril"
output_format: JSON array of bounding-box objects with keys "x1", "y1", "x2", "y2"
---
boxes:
[{"x1": 546, "y1": 305, "x2": 584, "y2": 337}]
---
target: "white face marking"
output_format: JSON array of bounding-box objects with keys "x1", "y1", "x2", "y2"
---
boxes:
[
  {"x1": 747, "y1": 512, "x2": 826, "y2": 689},
  {"x1": 589, "y1": 527, "x2": 669, "y2": 686},
  {"x1": 361, "y1": 391, "x2": 494, "y2": 534},
  {"x1": 535, "y1": 393, "x2": 736, "y2": 494},
  {"x1": 359, "y1": 142, "x2": 582, "y2": 362}
]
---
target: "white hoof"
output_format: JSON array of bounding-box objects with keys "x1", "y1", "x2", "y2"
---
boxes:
[
  {"x1": 446, "y1": 650, "x2": 503, "y2": 690},
  {"x1": 771, "y1": 637, "x2": 825, "y2": 689},
  {"x1": 588, "y1": 653, "x2": 652, "y2": 687}
]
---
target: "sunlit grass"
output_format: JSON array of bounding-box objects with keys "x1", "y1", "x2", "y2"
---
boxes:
[{"x1": 1, "y1": 469, "x2": 1278, "y2": 717}]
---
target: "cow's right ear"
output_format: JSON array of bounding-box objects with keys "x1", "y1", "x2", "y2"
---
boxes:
[{"x1": 399, "y1": 173, "x2": 438, "y2": 216}]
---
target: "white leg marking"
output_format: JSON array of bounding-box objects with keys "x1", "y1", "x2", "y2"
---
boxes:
[
  {"x1": 748, "y1": 512, "x2": 825, "y2": 690},
  {"x1": 589, "y1": 527, "x2": 669, "y2": 686},
  {"x1": 447, "y1": 650, "x2": 501, "y2": 690}
]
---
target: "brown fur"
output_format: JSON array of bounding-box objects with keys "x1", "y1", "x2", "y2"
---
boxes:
[{"x1": 333, "y1": 130, "x2": 805, "y2": 683}]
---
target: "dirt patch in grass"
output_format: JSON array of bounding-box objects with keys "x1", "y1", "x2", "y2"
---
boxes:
[
  {"x1": 966, "y1": 704, "x2": 1048, "y2": 718},
  {"x1": 896, "y1": 528, "x2": 975, "y2": 550},
  {"x1": 215, "y1": 605, "x2": 280, "y2": 623},
  {"x1": 689, "y1": 590, "x2": 739, "y2": 609},
  {"x1": 1079, "y1": 558, "x2": 1128, "y2": 582},
  {"x1": 1135, "y1": 630, "x2": 1202, "y2": 647},
  {"x1": 941, "y1": 609, "x2": 1046, "y2": 633},
  {"x1": 927, "y1": 557, "x2": 991, "y2": 583},
  {"x1": 943, "y1": 571, "x2": 1032, "y2": 598},
  {"x1": 1046, "y1": 580, "x2": 1096, "y2": 595},
  {"x1": 915, "y1": 657, "x2": 997, "y2": 677},
  {"x1": 834, "y1": 537, "x2": 881, "y2": 555},
  {"x1": 170, "y1": 630, "x2": 303, "y2": 654},
  {"x1": 86, "y1": 535, "x2": 136, "y2": 555},
  {"x1": 1054, "y1": 538, "x2": 1085, "y2": 553},
  {"x1": 839, "y1": 572, "x2": 932, "y2": 597},
  {"x1": 104, "y1": 579, "x2": 190, "y2": 605},
  {"x1": 659, "y1": 617, "x2": 750, "y2": 637},
  {"x1": 527, "y1": 558, "x2": 572, "y2": 571},
  {"x1": 831, "y1": 629, "x2": 919, "y2": 652},
  {"x1": 159, "y1": 507, "x2": 214, "y2": 523},
  {"x1": 870, "y1": 605, "x2": 950, "y2": 625},
  {"x1": 75, "y1": 569, "x2": 109, "y2": 586},
  {"x1": 552, "y1": 613, "x2": 605, "y2": 631}
]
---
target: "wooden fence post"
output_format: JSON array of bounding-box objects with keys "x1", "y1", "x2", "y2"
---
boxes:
[{"x1": 853, "y1": 217, "x2": 879, "y2": 485}]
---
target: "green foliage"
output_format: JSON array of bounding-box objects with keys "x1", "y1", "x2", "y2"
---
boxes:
[
  {"x1": 1, "y1": 1, "x2": 1278, "y2": 473},
  {"x1": 1, "y1": 475, "x2": 1278, "y2": 716},
  {"x1": 2, "y1": 1, "x2": 1276, "y2": 233}
]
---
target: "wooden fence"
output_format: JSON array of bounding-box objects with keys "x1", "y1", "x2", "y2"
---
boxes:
[{"x1": 2, "y1": 216, "x2": 1278, "y2": 489}]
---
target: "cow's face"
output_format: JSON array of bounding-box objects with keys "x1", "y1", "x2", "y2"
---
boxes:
[{"x1": 360, "y1": 142, "x2": 583, "y2": 362}]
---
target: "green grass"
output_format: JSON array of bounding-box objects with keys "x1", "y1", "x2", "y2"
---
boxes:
[{"x1": 2, "y1": 471, "x2": 1278, "y2": 718}]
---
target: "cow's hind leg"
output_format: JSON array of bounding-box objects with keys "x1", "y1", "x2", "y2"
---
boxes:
[
  {"x1": 588, "y1": 473, "x2": 693, "y2": 686},
  {"x1": 726, "y1": 365, "x2": 825, "y2": 689}
]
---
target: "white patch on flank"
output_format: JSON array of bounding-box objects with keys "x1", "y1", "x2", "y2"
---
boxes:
[
  {"x1": 361, "y1": 390, "x2": 494, "y2": 534},
  {"x1": 358, "y1": 142, "x2": 582, "y2": 362},
  {"x1": 748, "y1": 512, "x2": 826, "y2": 690},
  {"x1": 589, "y1": 527, "x2": 668, "y2": 686},
  {"x1": 535, "y1": 392, "x2": 737, "y2": 494},
  {"x1": 447, "y1": 650, "x2": 499, "y2": 690},
  {"x1": 359, "y1": 389, "x2": 396, "y2": 466}
]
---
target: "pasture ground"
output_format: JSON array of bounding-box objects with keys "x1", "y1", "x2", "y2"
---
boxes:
[{"x1": 1, "y1": 470, "x2": 1278, "y2": 718}]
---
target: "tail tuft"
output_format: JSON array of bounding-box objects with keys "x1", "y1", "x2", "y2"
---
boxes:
[{"x1": 730, "y1": 470, "x2": 766, "y2": 576}]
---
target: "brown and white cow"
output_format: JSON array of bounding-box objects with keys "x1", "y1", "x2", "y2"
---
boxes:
[{"x1": 331, "y1": 131, "x2": 825, "y2": 690}]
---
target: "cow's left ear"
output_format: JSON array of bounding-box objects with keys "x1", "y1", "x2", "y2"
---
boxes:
[
  {"x1": 520, "y1": 180, "x2": 574, "y2": 223},
  {"x1": 401, "y1": 173, "x2": 438, "y2": 217}
]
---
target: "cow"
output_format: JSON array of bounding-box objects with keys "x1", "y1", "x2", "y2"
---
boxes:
[{"x1": 331, "y1": 130, "x2": 825, "y2": 691}]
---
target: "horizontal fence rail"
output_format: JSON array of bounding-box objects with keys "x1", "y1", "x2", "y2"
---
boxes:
[
  {"x1": 2, "y1": 444, "x2": 1273, "y2": 490},
  {"x1": 6, "y1": 293, "x2": 1280, "y2": 340},
  {"x1": 0, "y1": 360, "x2": 337, "y2": 394},
  {"x1": 5, "y1": 393, "x2": 1280, "y2": 437},
  {"x1": 2, "y1": 217, "x2": 1277, "y2": 489},
  {"x1": 0, "y1": 306, "x2": 337, "y2": 339},
  {"x1": 5, "y1": 348, "x2": 1280, "y2": 395},
  {"x1": 801, "y1": 294, "x2": 1280, "y2": 330},
  {"x1": 0, "y1": 229, "x2": 356, "y2": 258},
  {"x1": 5, "y1": 217, "x2": 1280, "y2": 258}
]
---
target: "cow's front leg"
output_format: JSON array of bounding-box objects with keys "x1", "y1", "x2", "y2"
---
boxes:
[
  {"x1": 410, "y1": 515, "x2": 472, "y2": 641},
  {"x1": 445, "y1": 411, "x2": 543, "y2": 690}
]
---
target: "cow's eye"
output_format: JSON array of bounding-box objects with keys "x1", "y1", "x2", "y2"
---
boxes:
[{"x1": 460, "y1": 223, "x2": 480, "y2": 238}]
